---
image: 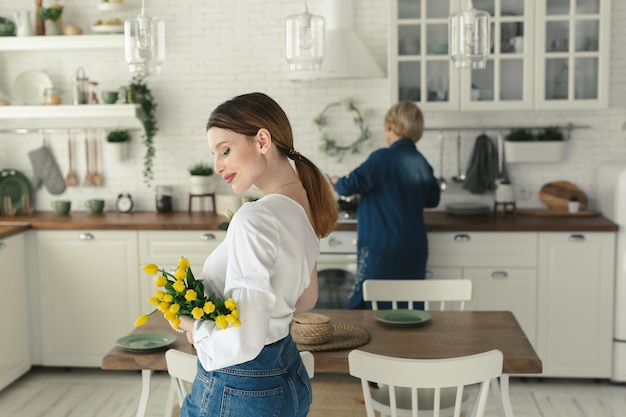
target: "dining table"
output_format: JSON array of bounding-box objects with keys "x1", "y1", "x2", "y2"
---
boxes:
[{"x1": 102, "y1": 309, "x2": 541, "y2": 417}]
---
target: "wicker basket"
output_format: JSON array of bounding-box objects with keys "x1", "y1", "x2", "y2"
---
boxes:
[{"x1": 291, "y1": 313, "x2": 333, "y2": 345}]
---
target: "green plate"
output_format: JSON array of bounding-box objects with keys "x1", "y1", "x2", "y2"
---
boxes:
[
  {"x1": 0, "y1": 169, "x2": 32, "y2": 212},
  {"x1": 115, "y1": 333, "x2": 177, "y2": 353},
  {"x1": 375, "y1": 310, "x2": 432, "y2": 327}
]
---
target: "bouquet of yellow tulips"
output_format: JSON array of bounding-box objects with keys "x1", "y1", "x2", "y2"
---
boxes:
[{"x1": 135, "y1": 256, "x2": 241, "y2": 331}]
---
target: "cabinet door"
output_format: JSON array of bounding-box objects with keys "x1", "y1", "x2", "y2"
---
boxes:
[
  {"x1": 534, "y1": 0, "x2": 610, "y2": 109},
  {"x1": 464, "y1": 267, "x2": 537, "y2": 347},
  {"x1": 0, "y1": 234, "x2": 30, "y2": 391},
  {"x1": 460, "y1": 0, "x2": 534, "y2": 110},
  {"x1": 138, "y1": 230, "x2": 226, "y2": 305},
  {"x1": 37, "y1": 230, "x2": 139, "y2": 367},
  {"x1": 391, "y1": 0, "x2": 459, "y2": 110},
  {"x1": 537, "y1": 232, "x2": 615, "y2": 377}
]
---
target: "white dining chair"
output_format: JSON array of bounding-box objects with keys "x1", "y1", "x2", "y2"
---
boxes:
[
  {"x1": 164, "y1": 349, "x2": 315, "y2": 417},
  {"x1": 349, "y1": 349, "x2": 504, "y2": 417},
  {"x1": 363, "y1": 279, "x2": 473, "y2": 311}
]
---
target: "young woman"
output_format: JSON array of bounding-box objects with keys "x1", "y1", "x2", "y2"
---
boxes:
[{"x1": 176, "y1": 92, "x2": 338, "y2": 417}]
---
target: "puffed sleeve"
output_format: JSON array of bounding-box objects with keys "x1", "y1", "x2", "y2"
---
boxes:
[{"x1": 191, "y1": 204, "x2": 279, "y2": 371}]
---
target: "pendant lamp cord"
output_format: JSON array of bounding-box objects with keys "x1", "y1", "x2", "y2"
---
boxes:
[{"x1": 141, "y1": 0, "x2": 146, "y2": 16}]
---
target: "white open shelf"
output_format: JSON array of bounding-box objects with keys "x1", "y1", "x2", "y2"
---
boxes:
[{"x1": 0, "y1": 34, "x2": 124, "y2": 51}]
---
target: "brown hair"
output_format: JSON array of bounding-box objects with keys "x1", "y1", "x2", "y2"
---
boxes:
[
  {"x1": 384, "y1": 101, "x2": 424, "y2": 143},
  {"x1": 207, "y1": 92, "x2": 338, "y2": 238}
]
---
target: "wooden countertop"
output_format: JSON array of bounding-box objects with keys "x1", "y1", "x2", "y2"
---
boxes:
[{"x1": 0, "y1": 209, "x2": 618, "y2": 238}]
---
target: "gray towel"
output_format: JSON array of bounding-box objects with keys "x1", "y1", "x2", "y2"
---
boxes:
[
  {"x1": 462, "y1": 134, "x2": 508, "y2": 194},
  {"x1": 28, "y1": 145, "x2": 66, "y2": 195}
]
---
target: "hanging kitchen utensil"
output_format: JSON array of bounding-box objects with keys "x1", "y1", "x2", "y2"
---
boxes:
[
  {"x1": 27, "y1": 135, "x2": 66, "y2": 195},
  {"x1": 91, "y1": 135, "x2": 102, "y2": 187},
  {"x1": 452, "y1": 131, "x2": 465, "y2": 183},
  {"x1": 437, "y1": 132, "x2": 447, "y2": 191},
  {"x1": 65, "y1": 132, "x2": 77, "y2": 187},
  {"x1": 83, "y1": 134, "x2": 93, "y2": 187}
]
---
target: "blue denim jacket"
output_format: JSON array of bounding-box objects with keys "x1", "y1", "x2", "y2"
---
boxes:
[{"x1": 335, "y1": 138, "x2": 441, "y2": 308}]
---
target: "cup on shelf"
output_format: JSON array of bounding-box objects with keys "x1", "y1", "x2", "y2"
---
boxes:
[
  {"x1": 85, "y1": 198, "x2": 105, "y2": 214},
  {"x1": 51, "y1": 200, "x2": 71, "y2": 215},
  {"x1": 101, "y1": 90, "x2": 119, "y2": 104}
]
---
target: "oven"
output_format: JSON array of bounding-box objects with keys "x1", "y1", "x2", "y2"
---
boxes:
[{"x1": 316, "y1": 229, "x2": 358, "y2": 309}]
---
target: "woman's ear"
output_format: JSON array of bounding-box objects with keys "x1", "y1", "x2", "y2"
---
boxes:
[{"x1": 257, "y1": 128, "x2": 272, "y2": 154}]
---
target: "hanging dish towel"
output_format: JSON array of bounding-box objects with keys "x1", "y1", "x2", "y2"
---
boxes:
[
  {"x1": 28, "y1": 145, "x2": 66, "y2": 195},
  {"x1": 462, "y1": 133, "x2": 507, "y2": 194}
]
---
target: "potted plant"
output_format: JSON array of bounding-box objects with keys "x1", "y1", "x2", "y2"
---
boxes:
[
  {"x1": 106, "y1": 129, "x2": 130, "y2": 161},
  {"x1": 504, "y1": 127, "x2": 565, "y2": 163},
  {"x1": 188, "y1": 162, "x2": 214, "y2": 195},
  {"x1": 495, "y1": 179, "x2": 515, "y2": 203},
  {"x1": 568, "y1": 194, "x2": 580, "y2": 213},
  {"x1": 38, "y1": 1, "x2": 63, "y2": 35}
]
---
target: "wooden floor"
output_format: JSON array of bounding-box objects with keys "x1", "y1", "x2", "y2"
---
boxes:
[{"x1": 0, "y1": 367, "x2": 625, "y2": 417}]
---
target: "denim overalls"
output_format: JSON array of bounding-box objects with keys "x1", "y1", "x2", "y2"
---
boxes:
[{"x1": 179, "y1": 333, "x2": 312, "y2": 417}]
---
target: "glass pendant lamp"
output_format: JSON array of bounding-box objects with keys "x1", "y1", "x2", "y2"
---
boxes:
[
  {"x1": 449, "y1": 0, "x2": 490, "y2": 69},
  {"x1": 285, "y1": 1, "x2": 325, "y2": 71},
  {"x1": 124, "y1": 0, "x2": 165, "y2": 74}
]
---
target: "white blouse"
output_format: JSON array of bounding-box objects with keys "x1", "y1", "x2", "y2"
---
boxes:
[{"x1": 192, "y1": 194, "x2": 319, "y2": 371}]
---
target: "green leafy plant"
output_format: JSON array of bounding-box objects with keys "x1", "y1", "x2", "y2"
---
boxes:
[
  {"x1": 188, "y1": 162, "x2": 214, "y2": 176},
  {"x1": 127, "y1": 74, "x2": 158, "y2": 187},
  {"x1": 106, "y1": 130, "x2": 130, "y2": 143},
  {"x1": 504, "y1": 128, "x2": 535, "y2": 142},
  {"x1": 39, "y1": 3, "x2": 63, "y2": 21},
  {"x1": 569, "y1": 194, "x2": 580, "y2": 202},
  {"x1": 536, "y1": 126, "x2": 565, "y2": 142}
]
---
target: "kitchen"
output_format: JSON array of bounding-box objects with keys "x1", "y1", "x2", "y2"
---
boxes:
[{"x1": 1, "y1": 0, "x2": 626, "y2": 415}]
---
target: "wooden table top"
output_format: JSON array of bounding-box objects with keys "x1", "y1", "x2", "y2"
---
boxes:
[{"x1": 102, "y1": 310, "x2": 541, "y2": 375}]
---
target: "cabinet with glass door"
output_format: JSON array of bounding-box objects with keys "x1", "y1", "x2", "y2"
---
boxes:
[
  {"x1": 390, "y1": 0, "x2": 534, "y2": 111},
  {"x1": 534, "y1": 0, "x2": 610, "y2": 109}
]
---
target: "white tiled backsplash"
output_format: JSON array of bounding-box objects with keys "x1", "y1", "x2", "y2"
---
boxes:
[{"x1": 1, "y1": 0, "x2": 625, "y2": 213}]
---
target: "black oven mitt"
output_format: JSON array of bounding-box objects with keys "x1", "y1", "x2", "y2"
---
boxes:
[{"x1": 28, "y1": 145, "x2": 66, "y2": 195}]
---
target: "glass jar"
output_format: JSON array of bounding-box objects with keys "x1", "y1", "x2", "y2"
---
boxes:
[
  {"x1": 43, "y1": 87, "x2": 62, "y2": 105},
  {"x1": 72, "y1": 67, "x2": 88, "y2": 105},
  {"x1": 155, "y1": 185, "x2": 173, "y2": 213},
  {"x1": 87, "y1": 81, "x2": 100, "y2": 104}
]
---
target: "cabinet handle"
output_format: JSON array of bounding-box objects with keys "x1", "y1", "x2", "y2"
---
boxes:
[
  {"x1": 79, "y1": 233, "x2": 94, "y2": 241},
  {"x1": 200, "y1": 233, "x2": 216, "y2": 241},
  {"x1": 454, "y1": 234, "x2": 471, "y2": 242},
  {"x1": 491, "y1": 271, "x2": 509, "y2": 278},
  {"x1": 568, "y1": 234, "x2": 586, "y2": 242},
  {"x1": 0, "y1": 241, "x2": 6, "y2": 250},
  {"x1": 328, "y1": 237, "x2": 341, "y2": 247}
]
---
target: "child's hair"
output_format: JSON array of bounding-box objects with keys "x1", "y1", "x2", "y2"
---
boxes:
[{"x1": 384, "y1": 101, "x2": 424, "y2": 143}]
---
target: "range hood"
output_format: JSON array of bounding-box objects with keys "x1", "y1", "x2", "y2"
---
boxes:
[{"x1": 287, "y1": 0, "x2": 385, "y2": 81}]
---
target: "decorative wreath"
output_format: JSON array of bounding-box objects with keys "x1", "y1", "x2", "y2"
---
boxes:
[{"x1": 313, "y1": 99, "x2": 371, "y2": 160}]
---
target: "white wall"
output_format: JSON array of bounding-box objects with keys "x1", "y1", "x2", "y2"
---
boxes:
[{"x1": 0, "y1": 0, "x2": 624, "y2": 213}]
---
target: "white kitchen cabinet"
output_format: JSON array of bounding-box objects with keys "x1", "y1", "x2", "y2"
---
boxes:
[
  {"x1": 36, "y1": 230, "x2": 139, "y2": 367},
  {"x1": 534, "y1": 0, "x2": 611, "y2": 109},
  {"x1": 537, "y1": 231, "x2": 615, "y2": 378},
  {"x1": 0, "y1": 34, "x2": 123, "y2": 51},
  {"x1": 427, "y1": 232, "x2": 538, "y2": 347},
  {"x1": 390, "y1": 0, "x2": 610, "y2": 110},
  {"x1": 137, "y1": 230, "x2": 226, "y2": 307},
  {"x1": 0, "y1": 233, "x2": 30, "y2": 391},
  {"x1": 390, "y1": 0, "x2": 534, "y2": 111}
]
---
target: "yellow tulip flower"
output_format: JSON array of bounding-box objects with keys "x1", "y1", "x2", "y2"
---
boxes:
[
  {"x1": 225, "y1": 314, "x2": 235, "y2": 323},
  {"x1": 155, "y1": 275, "x2": 167, "y2": 287},
  {"x1": 178, "y1": 257, "x2": 190, "y2": 270},
  {"x1": 204, "y1": 301, "x2": 216, "y2": 314},
  {"x1": 155, "y1": 290, "x2": 165, "y2": 299},
  {"x1": 173, "y1": 280, "x2": 186, "y2": 292},
  {"x1": 232, "y1": 319, "x2": 241, "y2": 327},
  {"x1": 170, "y1": 317, "x2": 181, "y2": 329},
  {"x1": 230, "y1": 309, "x2": 240, "y2": 319},
  {"x1": 158, "y1": 301, "x2": 170, "y2": 312},
  {"x1": 164, "y1": 310, "x2": 177, "y2": 321},
  {"x1": 143, "y1": 263, "x2": 159, "y2": 275},
  {"x1": 163, "y1": 293, "x2": 174, "y2": 303},
  {"x1": 191, "y1": 307, "x2": 204, "y2": 320},
  {"x1": 215, "y1": 315, "x2": 228, "y2": 330},
  {"x1": 174, "y1": 268, "x2": 186, "y2": 280},
  {"x1": 169, "y1": 304, "x2": 181, "y2": 313},
  {"x1": 148, "y1": 296, "x2": 159, "y2": 306},
  {"x1": 185, "y1": 289, "x2": 197, "y2": 302},
  {"x1": 224, "y1": 298, "x2": 237, "y2": 310},
  {"x1": 134, "y1": 314, "x2": 149, "y2": 326}
]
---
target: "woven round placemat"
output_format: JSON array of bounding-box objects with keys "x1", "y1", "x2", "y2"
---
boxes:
[{"x1": 294, "y1": 322, "x2": 370, "y2": 352}]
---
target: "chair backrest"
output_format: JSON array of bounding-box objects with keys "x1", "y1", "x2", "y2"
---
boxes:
[
  {"x1": 363, "y1": 279, "x2": 473, "y2": 311},
  {"x1": 348, "y1": 349, "x2": 503, "y2": 417}
]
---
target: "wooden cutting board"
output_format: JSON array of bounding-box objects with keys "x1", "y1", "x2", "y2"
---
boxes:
[
  {"x1": 517, "y1": 208, "x2": 598, "y2": 218},
  {"x1": 539, "y1": 181, "x2": 588, "y2": 211}
]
